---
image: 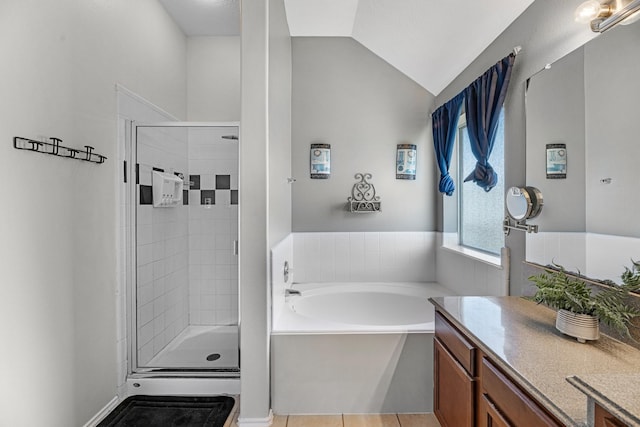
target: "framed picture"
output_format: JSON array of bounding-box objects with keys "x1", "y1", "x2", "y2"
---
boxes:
[
  {"x1": 546, "y1": 143, "x2": 567, "y2": 179},
  {"x1": 396, "y1": 144, "x2": 417, "y2": 180},
  {"x1": 310, "y1": 143, "x2": 331, "y2": 179}
]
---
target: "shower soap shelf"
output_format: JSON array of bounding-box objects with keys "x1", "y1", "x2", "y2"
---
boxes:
[
  {"x1": 347, "y1": 173, "x2": 381, "y2": 213},
  {"x1": 13, "y1": 136, "x2": 107, "y2": 164},
  {"x1": 152, "y1": 171, "x2": 183, "y2": 207}
]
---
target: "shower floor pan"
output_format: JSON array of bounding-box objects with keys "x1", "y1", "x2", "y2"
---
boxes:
[{"x1": 145, "y1": 325, "x2": 239, "y2": 370}]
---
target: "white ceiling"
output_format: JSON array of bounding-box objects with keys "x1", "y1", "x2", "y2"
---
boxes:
[
  {"x1": 159, "y1": 0, "x2": 535, "y2": 95},
  {"x1": 158, "y1": 0, "x2": 240, "y2": 37}
]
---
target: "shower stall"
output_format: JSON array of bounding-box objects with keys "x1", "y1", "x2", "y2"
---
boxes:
[{"x1": 125, "y1": 122, "x2": 239, "y2": 378}]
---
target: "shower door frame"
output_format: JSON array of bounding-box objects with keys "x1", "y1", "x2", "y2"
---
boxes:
[{"x1": 126, "y1": 121, "x2": 240, "y2": 378}]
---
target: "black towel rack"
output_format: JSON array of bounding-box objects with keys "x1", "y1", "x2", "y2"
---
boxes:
[{"x1": 13, "y1": 136, "x2": 107, "y2": 164}]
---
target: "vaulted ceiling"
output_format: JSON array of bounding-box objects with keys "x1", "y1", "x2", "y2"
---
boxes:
[{"x1": 158, "y1": 0, "x2": 535, "y2": 95}]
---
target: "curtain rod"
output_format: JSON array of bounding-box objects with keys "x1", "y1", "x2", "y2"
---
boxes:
[{"x1": 429, "y1": 46, "x2": 522, "y2": 118}]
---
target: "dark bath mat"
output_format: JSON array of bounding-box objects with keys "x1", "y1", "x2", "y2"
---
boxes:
[{"x1": 98, "y1": 395, "x2": 235, "y2": 427}]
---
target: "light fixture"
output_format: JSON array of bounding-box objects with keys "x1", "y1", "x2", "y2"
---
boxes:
[
  {"x1": 620, "y1": 8, "x2": 640, "y2": 24},
  {"x1": 574, "y1": 0, "x2": 612, "y2": 23},
  {"x1": 575, "y1": 0, "x2": 640, "y2": 32}
]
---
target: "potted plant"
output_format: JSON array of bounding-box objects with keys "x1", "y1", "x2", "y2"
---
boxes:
[{"x1": 529, "y1": 261, "x2": 640, "y2": 343}]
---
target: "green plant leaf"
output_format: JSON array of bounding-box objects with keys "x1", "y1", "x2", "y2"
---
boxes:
[{"x1": 529, "y1": 262, "x2": 640, "y2": 338}]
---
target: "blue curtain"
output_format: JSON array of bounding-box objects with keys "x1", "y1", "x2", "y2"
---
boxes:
[
  {"x1": 432, "y1": 93, "x2": 464, "y2": 196},
  {"x1": 463, "y1": 54, "x2": 515, "y2": 192}
]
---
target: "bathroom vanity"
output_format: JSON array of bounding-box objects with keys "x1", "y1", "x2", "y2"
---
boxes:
[{"x1": 429, "y1": 296, "x2": 640, "y2": 427}]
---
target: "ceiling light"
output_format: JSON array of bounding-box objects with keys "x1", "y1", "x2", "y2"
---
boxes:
[
  {"x1": 576, "y1": 0, "x2": 640, "y2": 32},
  {"x1": 574, "y1": 0, "x2": 612, "y2": 23}
]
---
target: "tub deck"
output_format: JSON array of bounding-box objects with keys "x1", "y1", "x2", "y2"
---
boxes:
[{"x1": 272, "y1": 281, "x2": 454, "y2": 334}]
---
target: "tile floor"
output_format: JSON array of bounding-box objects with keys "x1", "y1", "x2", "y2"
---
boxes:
[
  {"x1": 223, "y1": 396, "x2": 441, "y2": 426},
  {"x1": 272, "y1": 414, "x2": 441, "y2": 427},
  {"x1": 225, "y1": 410, "x2": 440, "y2": 427}
]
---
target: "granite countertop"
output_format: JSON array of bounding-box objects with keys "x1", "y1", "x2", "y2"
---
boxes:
[
  {"x1": 429, "y1": 296, "x2": 640, "y2": 427},
  {"x1": 567, "y1": 374, "x2": 640, "y2": 426}
]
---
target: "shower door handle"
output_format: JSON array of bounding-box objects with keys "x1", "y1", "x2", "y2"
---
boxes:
[{"x1": 233, "y1": 240, "x2": 238, "y2": 256}]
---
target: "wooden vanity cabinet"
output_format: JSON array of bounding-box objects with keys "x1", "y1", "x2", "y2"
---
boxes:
[
  {"x1": 594, "y1": 403, "x2": 628, "y2": 427},
  {"x1": 434, "y1": 312, "x2": 477, "y2": 427},
  {"x1": 481, "y1": 357, "x2": 561, "y2": 427},
  {"x1": 434, "y1": 311, "x2": 563, "y2": 427}
]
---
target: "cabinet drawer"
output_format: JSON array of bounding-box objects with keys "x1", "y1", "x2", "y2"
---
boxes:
[
  {"x1": 482, "y1": 357, "x2": 561, "y2": 427},
  {"x1": 435, "y1": 312, "x2": 476, "y2": 376}
]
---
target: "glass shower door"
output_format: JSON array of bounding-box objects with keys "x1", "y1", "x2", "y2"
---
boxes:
[{"x1": 129, "y1": 122, "x2": 239, "y2": 374}]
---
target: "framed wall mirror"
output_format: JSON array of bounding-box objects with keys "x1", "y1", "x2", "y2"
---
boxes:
[{"x1": 524, "y1": 22, "x2": 640, "y2": 284}]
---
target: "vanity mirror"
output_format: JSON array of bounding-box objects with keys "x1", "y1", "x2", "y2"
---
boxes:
[
  {"x1": 506, "y1": 186, "x2": 543, "y2": 222},
  {"x1": 503, "y1": 186, "x2": 543, "y2": 235},
  {"x1": 525, "y1": 22, "x2": 640, "y2": 283}
]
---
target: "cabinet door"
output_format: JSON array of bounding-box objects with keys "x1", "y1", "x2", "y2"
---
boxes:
[
  {"x1": 481, "y1": 394, "x2": 512, "y2": 427},
  {"x1": 434, "y1": 338, "x2": 475, "y2": 427}
]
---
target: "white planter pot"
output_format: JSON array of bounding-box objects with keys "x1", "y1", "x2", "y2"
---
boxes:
[{"x1": 555, "y1": 309, "x2": 600, "y2": 343}]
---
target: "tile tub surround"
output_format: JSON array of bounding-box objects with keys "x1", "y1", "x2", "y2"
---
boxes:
[
  {"x1": 567, "y1": 374, "x2": 640, "y2": 427},
  {"x1": 291, "y1": 232, "x2": 436, "y2": 283},
  {"x1": 271, "y1": 232, "x2": 437, "y2": 327},
  {"x1": 430, "y1": 296, "x2": 640, "y2": 426}
]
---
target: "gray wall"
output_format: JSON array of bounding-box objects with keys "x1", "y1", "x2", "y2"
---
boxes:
[
  {"x1": 525, "y1": 46, "x2": 586, "y2": 232},
  {"x1": 436, "y1": 0, "x2": 596, "y2": 295},
  {"x1": 187, "y1": 36, "x2": 240, "y2": 121},
  {"x1": 291, "y1": 37, "x2": 436, "y2": 232},
  {"x1": 269, "y1": 0, "x2": 293, "y2": 247},
  {"x1": 0, "y1": 0, "x2": 187, "y2": 425},
  {"x1": 584, "y1": 23, "x2": 640, "y2": 237}
]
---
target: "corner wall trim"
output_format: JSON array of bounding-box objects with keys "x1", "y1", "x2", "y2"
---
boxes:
[
  {"x1": 237, "y1": 409, "x2": 274, "y2": 427},
  {"x1": 82, "y1": 395, "x2": 120, "y2": 427}
]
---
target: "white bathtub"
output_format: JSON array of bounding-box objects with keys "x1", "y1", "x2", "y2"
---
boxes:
[
  {"x1": 273, "y1": 282, "x2": 452, "y2": 334},
  {"x1": 271, "y1": 281, "x2": 455, "y2": 414}
]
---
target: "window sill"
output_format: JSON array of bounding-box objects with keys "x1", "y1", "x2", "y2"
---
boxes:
[{"x1": 441, "y1": 234, "x2": 503, "y2": 268}]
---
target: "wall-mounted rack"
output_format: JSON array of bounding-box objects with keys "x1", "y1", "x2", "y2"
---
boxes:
[
  {"x1": 13, "y1": 136, "x2": 107, "y2": 164},
  {"x1": 347, "y1": 172, "x2": 381, "y2": 213}
]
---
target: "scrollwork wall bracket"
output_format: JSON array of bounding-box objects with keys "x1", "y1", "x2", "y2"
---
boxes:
[{"x1": 347, "y1": 173, "x2": 381, "y2": 213}]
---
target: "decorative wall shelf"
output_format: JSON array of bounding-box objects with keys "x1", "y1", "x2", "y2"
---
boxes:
[
  {"x1": 13, "y1": 136, "x2": 107, "y2": 164},
  {"x1": 347, "y1": 173, "x2": 381, "y2": 213}
]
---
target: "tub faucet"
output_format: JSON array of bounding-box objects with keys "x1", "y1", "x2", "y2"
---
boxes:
[{"x1": 285, "y1": 288, "x2": 301, "y2": 297}]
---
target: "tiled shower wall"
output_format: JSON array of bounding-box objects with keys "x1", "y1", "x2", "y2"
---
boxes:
[
  {"x1": 188, "y1": 127, "x2": 239, "y2": 326},
  {"x1": 136, "y1": 126, "x2": 190, "y2": 365}
]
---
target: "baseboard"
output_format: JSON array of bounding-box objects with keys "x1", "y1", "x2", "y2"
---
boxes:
[
  {"x1": 237, "y1": 409, "x2": 273, "y2": 427},
  {"x1": 83, "y1": 396, "x2": 120, "y2": 427}
]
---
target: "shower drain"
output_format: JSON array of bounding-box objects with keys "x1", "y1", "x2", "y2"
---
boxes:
[{"x1": 206, "y1": 353, "x2": 221, "y2": 361}]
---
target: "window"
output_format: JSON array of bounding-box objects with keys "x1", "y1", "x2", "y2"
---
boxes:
[{"x1": 444, "y1": 111, "x2": 505, "y2": 257}]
